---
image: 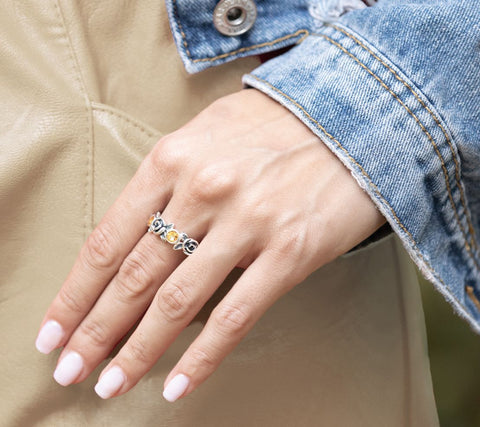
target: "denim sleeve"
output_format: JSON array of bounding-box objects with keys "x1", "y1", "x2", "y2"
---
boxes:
[{"x1": 242, "y1": 1, "x2": 480, "y2": 333}]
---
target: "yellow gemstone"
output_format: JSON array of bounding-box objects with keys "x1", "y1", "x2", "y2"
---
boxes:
[
  {"x1": 148, "y1": 215, "x2": 155, "y2": 227},
  {"x1": 166, "y1": 230, "x2": 179, "y2": 243}
]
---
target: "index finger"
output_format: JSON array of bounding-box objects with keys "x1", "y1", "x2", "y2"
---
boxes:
[{"x1": 35, "y1": 152, "x2": 171, "y2": 354}]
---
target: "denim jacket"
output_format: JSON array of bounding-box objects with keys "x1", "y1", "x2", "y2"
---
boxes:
[{"x1": 165, "y1": 0, "x2": 480, "y2": 334}]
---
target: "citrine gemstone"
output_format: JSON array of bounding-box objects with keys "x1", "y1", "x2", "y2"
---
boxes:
[
  {"x1": 166, "y1": 230, "x2": 179, "y2": 243},
  {"x1": 148, "y1": 215, "x2": 155, "y2": 226}
]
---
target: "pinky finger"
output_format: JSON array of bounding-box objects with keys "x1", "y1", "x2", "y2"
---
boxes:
[{"x1": 162, "y1": 252, "x2": 293, "y2": 402}]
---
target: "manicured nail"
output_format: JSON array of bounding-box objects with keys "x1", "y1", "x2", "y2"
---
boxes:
[
  {"x1": 53, "y1": 351, "x2": 83, "y2": 386},
  {"x1": 35, "y1": 320, "x2": 65, "y2": 354},
  {"x1": 94, "y1": 366, "x2": 126, "y2": 399},
  {"x1": 163, "y1": 374, "x2": 190, "y2": 402}
]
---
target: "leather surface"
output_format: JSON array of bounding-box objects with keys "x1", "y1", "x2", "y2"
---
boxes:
[{"x1": 0, "y1": 1, "x2": 438, "y2": 425}]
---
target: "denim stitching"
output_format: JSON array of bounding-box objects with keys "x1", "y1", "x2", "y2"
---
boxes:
[
  {"x1": 192, "y1": 30, "x2": 310, "y2": 63},
  {"x1": 171, "y1": 0, "x2": 309, "y2": 63},
  {"x1": 331, "y1": 24, "x2": 477, "y2": 251},
  {"x1": 172, "y1": 0, "x2": 194, "y2": 59},
  {"x1": 312, "y1": 32, "x2": 480, "y2": 270},
  {"x1": 247, "y1": 73, "x2": 471, "y2": 313}
]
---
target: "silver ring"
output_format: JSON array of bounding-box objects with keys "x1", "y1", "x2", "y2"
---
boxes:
[{"x1": 147, "y1": 212, "x2": 199, "y2": 256}]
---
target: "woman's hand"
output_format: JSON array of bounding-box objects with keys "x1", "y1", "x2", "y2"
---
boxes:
[{"x1": 35, "y1": 89, "x2": 385, "y2": 401}]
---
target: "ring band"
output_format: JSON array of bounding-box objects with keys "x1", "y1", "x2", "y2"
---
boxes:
[{"x1": 147, "y1": 212, "x2": 199, "y2": 256}]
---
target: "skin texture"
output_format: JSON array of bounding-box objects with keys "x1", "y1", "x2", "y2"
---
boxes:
[{"x1": 37, "y1": 88, "x2": 386, "y2": 400}]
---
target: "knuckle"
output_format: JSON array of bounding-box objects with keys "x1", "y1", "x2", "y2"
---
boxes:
[
  {"x1": 276, "y1": 235, "x2": 300, "y2": 257},
  {"x1": 116, "y1": 251, "x2": 154, "y2": 301},
  {"x1": 126, "y1": 336, "x2": 155, "y2": 365},
  {"x1": 78, "y1": 318, "x2": 110, "y2": 347},
  {"x1": 240, "y1": 197, "x2": 270, "y2": 227},
  {"x1": 149, "y1": 134, "x2": 184, "y2": 174},
  {"x1": 189, "y1": 347, "x2": 217, "y2": 370},
  {"x1": 213, "y1": 302, "x2": 251, "y2": 336},
  {"x1": 57, "y1": 285, "x2": 87, "y2": 314},
  {"x1": 156, "y1": 283, "x2": 193, "y2": 323},
  {"x1": 274, "y1": 225, "x2": 306, "y2": 258},
  {"x1": 82, "y1": 223, "x2": 118, "y2": 271},
  {"x1": 190, "y1": 164, "x2": 237, "y2": 203}
]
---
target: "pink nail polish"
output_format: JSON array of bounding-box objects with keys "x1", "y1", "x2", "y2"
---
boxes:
[
  {"x1": 94, "y1": 366, "x2": 126, "y2": 399},
  {"x1": 53, "y1": 351, "x2": 83, "y2": 386},
  {"x1": 163, "y1": 374, "x2": 190, "y2": 402},
  {"x1": 35, "y1": 320, "x2": 65, "y2": 354}
]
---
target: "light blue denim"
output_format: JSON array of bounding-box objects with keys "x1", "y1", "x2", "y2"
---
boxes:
[{"x1": 165, "y1": 0, "x2": 480, "y2": 334}]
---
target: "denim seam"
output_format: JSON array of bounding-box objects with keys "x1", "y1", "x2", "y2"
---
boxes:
[
  {"x1": 171, "y1": 0, "x2": 310, "y2": 63},
  {"x1": 192, "y1": 30, "x2": 310, "y2": 63},
  {"x1": 171, "y1": 0, "x2": 193, "y2": 59},
  {"x1": 246, "y1": 73, "x2": 472, "y2": 317},
  {"x1": 192, "y1": 29, "x2": 310, "y2": 62},
  {"x1": 311, "y1": 31, "x2": 480, "y2": 272},
  {"x1": 331, "y1": 23, "x2": 477, "y2": 252}
]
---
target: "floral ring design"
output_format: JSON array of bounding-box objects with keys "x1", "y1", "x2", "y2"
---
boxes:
[{"x1": 147, "y1": 212, "x2": 199, "y2": 256}]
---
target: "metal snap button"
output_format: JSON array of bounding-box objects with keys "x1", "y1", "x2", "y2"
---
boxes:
[{"x1": 213, "y1": 0, "x2": 257, "y2": 36}]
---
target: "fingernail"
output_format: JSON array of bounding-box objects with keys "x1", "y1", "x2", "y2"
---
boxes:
[
  {"x1": 94, "y1": 366, "x2": 126, "y2": 399},
  {"x1": 53, "y1": 351, "x2": 83, "y2": 386},
  {"x1": 163, "y1": 373, "x2": 190, "y2": 402},
  {"x1": 35, "y1": 320, "x2": 65, "y2": 354}
]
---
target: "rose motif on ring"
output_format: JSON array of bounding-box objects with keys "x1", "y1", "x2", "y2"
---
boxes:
[
  {"x1": 151, "y1": 218, "x2": 165, "y2": 234},
  {"x1": 147, "y1": 212, "x2": 165, "y2": 234},
  {"x1": 182, "y1": 238, "x2": 198, "y2": 255}
]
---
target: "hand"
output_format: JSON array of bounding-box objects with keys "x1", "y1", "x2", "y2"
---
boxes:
[{"x1": 35, "y1": 89, "x2": 385, "y2": 401}]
